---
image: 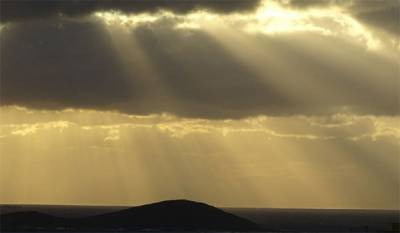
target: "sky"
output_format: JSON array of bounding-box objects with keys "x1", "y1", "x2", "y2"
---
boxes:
[{"x1": 0, "y1": 0, "x2": 399, "y2": 209}]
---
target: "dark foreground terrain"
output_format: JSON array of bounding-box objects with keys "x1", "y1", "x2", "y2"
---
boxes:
[
  {"x1": 229, "y1": 208, "x2": 399, "y2": 232},
  {"x1": 0, "y1": 200, "x2": 262, "y2": 232},
  {"x1": 1, "y1": 201, "x2": 399, "y2": 232}
]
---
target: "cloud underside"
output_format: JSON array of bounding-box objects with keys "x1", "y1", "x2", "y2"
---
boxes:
[
  {"x1": 0, "y1": 107, "x2": 399, "y2": 208},
  {"x1": 1, "y1": 16, "x2": 398, "y2": 118},
  {"x1": 0, "y1": 0, "x2": 261, "y2": 23},
  {"x1": 1, "y1": 0, "x2": 399, "y2": 119},
  {"x1": 283, "y1": 0, "x2": 399, "y2": 35},
  {"x1": 1, "y1": 0, "x2": 398, "y2": 35}
]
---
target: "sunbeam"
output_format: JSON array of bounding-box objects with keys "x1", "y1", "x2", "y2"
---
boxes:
[{"x1": 1, "y1": 0, "x2": 399, "y2": 215}]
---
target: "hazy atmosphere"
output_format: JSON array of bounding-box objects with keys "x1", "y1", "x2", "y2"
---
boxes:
[{"x1": 0, "y1": 0, "x2": 399, "y2": 209}]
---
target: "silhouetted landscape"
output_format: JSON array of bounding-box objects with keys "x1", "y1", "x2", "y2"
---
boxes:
[
  {"x1": 229, "y1": 208, "x2": 399, "y2": 232},
  {"x1": 1, "y1": 200, "x2": 399, "y2": 232},
  {"x1": 1, "y1": 1, "x2": 399, "y2": 233},
  {"x1": 0, "y1": 200, "x2": 263, "y2": 232}
]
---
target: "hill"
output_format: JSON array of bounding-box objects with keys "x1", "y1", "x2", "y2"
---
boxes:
[{"x1": 1, "y1": 199, "x2": 263, "y2": 231}]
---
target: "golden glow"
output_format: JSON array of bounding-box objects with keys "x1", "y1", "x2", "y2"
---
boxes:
[
  {"x1": 1, "y1": 106, "x2": 399, "y2": 208},
  {"x1": 98, "y1": 12, "x2": 181, "y2": 114},
  {"x1": 93, "y1": 0, "x2": 385, "y2": 50},
  {"x1": 1, "y1": 0, "x2": 399, "y2": 209},
  {"x1": 95, "y1": 11, "x2": 160, "y2": 28}
]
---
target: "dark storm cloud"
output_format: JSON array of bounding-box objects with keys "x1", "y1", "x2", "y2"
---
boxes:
[
  {"x1": 0, "y1": 20, "x2": 134, "y2": 110},
  {"x1": 283, "y1": 0, "x2": 400, "y2": 35},
  {"x1": 352, "y1": 1, "x2": 399, "y2": 35},
  {"x1": 1, "y1": 19, "x2": 398, "y2": 118},
  {"x1": 0, "y1": 0, "x2": 261, "y2": 23},
  {"x1": 0, "y1": 19, "x2": 290, "y2": 118}
]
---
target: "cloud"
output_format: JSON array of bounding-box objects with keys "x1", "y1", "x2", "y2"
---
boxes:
[
  {"x1": 1, "y1": 120, "x2": 72, "y2": 137},
  {"x1": 352, "y1": 1, "x2": 399, "y2": 36},
  {"x1": 1, "y1": 19, "x2": 133, "y2": 109},
  {"x1": 0, "y1": 0, "x2": 261, "y2": 23},
  {"x1": 282, "y1": 0, "x2": 397, "y2": 11},
  {"x1": 10, "y1": 124, "x2": 39, "y2": 136},
  {"x1": 0, "y1": 2, "x2": 398, "y2": 119},
  {"x1": 282, "y1": 0, "x2": 399, "y2": 35},
  {"x1": 281, "y1": 0, "x2": 350, "y2": 8},
  {"x1": 104, "y1": 129, "x2": 120, "y2": 141},
  {"x1": 1, "y1": 107, "x2": 398, "y2": 143},
  {"x1": 1, "y1": 107, "x2": 398, "y2": 208}
]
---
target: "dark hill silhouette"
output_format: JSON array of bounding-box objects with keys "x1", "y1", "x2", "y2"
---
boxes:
[
  {"x1": 1, "y1": 200, "x2": 263, "y2": 231},
  {"x1": 1, "y1": 211, "x2": 62, "y2": 230}
]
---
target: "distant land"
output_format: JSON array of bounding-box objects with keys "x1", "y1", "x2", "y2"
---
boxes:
[
  {"x1": 1, "y1": 200, "x2": 399, "y2": 232},
  {"x1": 229, "y1": 208, "x2": 399, "y2": 232},
  {"x1": 0, "y1": 200, "x2": 263, "y2": 232}
]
